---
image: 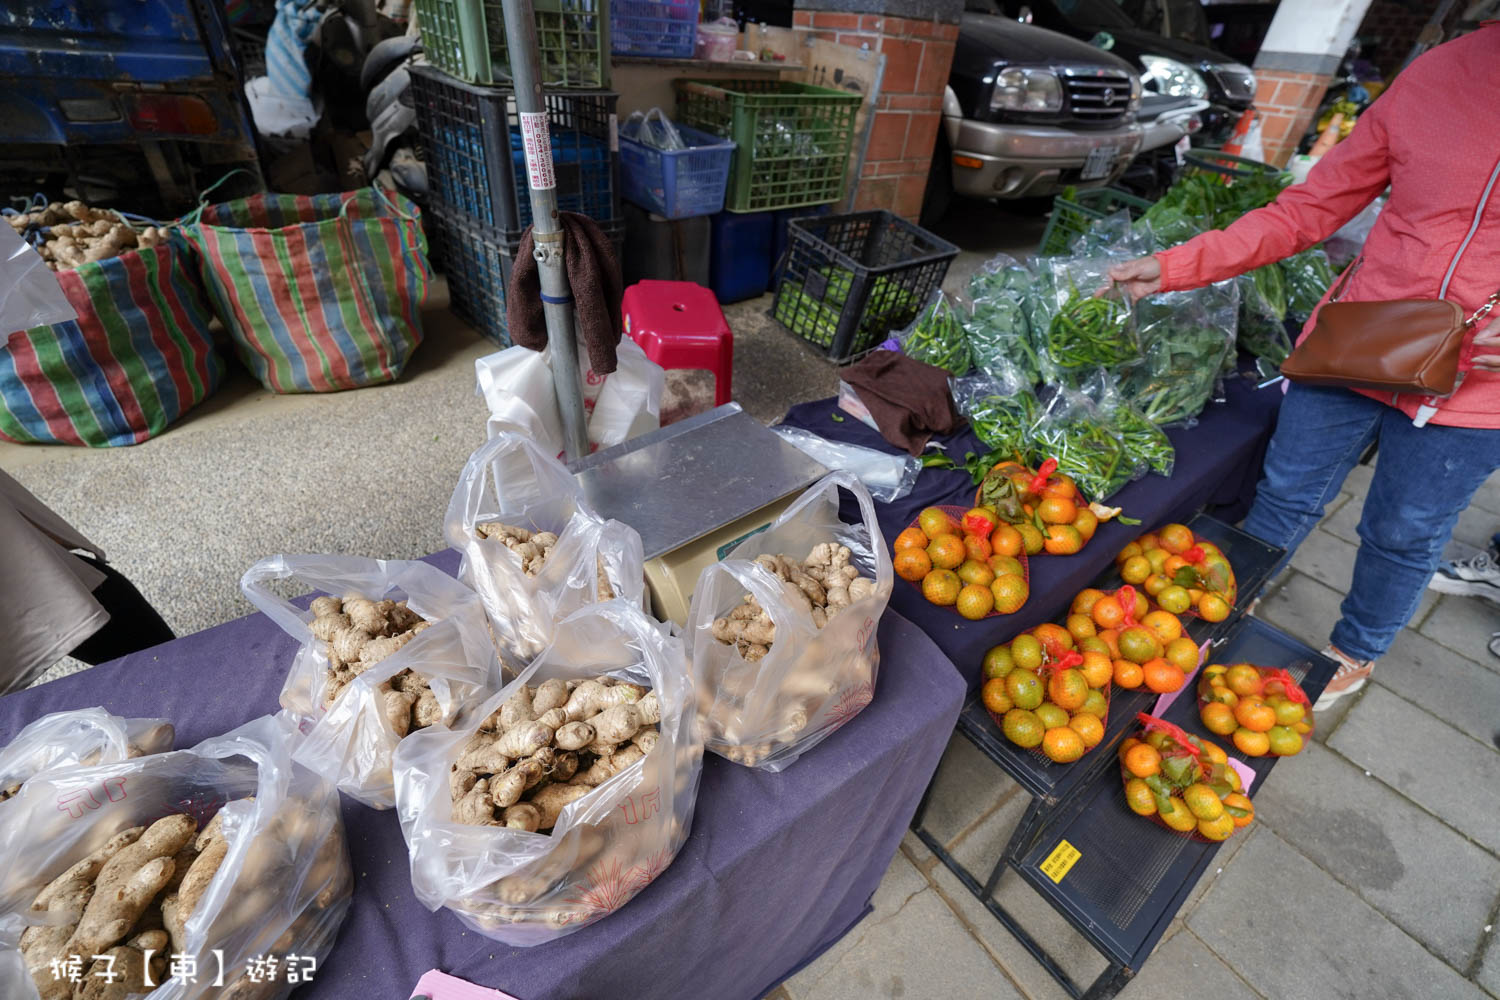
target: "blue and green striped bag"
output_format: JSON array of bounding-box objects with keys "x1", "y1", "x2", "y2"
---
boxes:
[{"x1": 184, "y1": 188, "x2": 432, "y2": 393}]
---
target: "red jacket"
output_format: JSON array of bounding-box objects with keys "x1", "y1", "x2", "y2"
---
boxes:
[{"x1": 1156, "y1": 24, "x2": 1500, "y2": 429}]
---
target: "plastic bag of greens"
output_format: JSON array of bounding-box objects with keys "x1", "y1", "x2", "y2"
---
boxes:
[
  {"x1": 1237, "y1": 264, "x2": 1292, "y2": 365},
  {"x1": 1068, "y1": 209, "x2": 1153, "y2": 259},
  {"x1": 1027, "y1": 386, "x2": 1138, "y2": 502},
  {"x1": 895, "y1": 289, "x2": 970, "y2": 375},
  {"x1": 951, "y1": 371, "x2": 1039, "y2": 456},
  {"x1": 1281, "y1": 247, "x2": 1336, "y2": 321},
  {"x1": 1081, "y1": 369, "x2": 1175, "y2": 478},
  {"x1": 1034, "y1": 256, "x2": 1139, "y2": 382},
  {"x1": 1120, "y1": 315, "x2": 1237, "y2": 428},
  {"x1": 964, "y1": 254, "x2": 1040, "y2": 384}
]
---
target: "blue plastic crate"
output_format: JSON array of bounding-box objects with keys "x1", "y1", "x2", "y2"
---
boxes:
[
  {"x1": 411, "y1": 66, "x2": 618, "y2": 237},
  {"x1": 610, "y1": 0, "x2": 696, "y2": 58},
  {"x1": 620, "y1": 125, "x2": 736, "y2": 219}
]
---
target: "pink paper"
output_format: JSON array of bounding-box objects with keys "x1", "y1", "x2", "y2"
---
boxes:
[
  {"x1": 1149, "y1": 638, "x2": 1212, "y2": 717},
  {"x1": 1228, "y1": 758, "x2": 1256, "y2": 794},
  {"x1": 412, "y1": 971, "x2": 524, "y2": 1000}
]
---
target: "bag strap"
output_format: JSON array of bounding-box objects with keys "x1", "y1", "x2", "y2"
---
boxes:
[
  {"x1": 1464, "y1": 287, "x2": 1500, "y2": 329},
  {"x1": 1327, "y1": 256, "x2": 1362, "y2": 303}
]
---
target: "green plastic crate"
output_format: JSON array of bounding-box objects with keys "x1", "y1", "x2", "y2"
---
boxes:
[
  {"x1": 414, "y1": 0, "x2": 609, "y2": 88},
  {"x1": 1039, "y1": 187, "x2": 1155, "y2": 256},
  {"x1": 674, "y1": 79, "x2": 861, "y2": 213}
]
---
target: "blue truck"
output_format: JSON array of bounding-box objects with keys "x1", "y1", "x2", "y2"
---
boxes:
[{"x1": 0, "y1": 0, "x2": 262, "y2": 215}]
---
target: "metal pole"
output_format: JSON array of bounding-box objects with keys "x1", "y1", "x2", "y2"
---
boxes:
[{"x1": 500, "y1": 0, "x2": 590, "y2": 460}]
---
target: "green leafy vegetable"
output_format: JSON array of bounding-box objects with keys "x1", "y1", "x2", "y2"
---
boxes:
[{"x1": 899, "y1": 292, "x2": 970, "y2": 375}]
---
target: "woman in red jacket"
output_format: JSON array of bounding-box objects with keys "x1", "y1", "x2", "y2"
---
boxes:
[{"x1": 1110, "y1": 23, "x2": 1500, "y2": 710}]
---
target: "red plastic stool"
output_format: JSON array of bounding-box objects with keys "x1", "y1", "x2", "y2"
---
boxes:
[{"x1": 622, "y1": 280, "x2": 733, "y2": 407}]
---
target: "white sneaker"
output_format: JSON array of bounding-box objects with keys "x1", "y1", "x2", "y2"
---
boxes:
[
  {"x1": 1313, "y1": 645, "x2": 1374, "y2": 711},
  {"x1": 1428, "y1": 550, "x2": 1500, "y2": 604}
]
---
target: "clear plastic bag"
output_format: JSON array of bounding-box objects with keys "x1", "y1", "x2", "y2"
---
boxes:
[
  {"x1": 895, "y1": 289, "x2": 970, "y2": 375},
  {"x1": 1280, "y1": 247, "x2": 1335, "y2": 322},
  {"x1": 1081, "y1": 369, "x2": 1175, "y2": 478},
  {"x1": 1067, "y1": 208, "x2": 1153, "y2": 259},
  {"x1": 1034, "y1": 256, "x2": 1139, "y2": 382},
  {"x1": 769, "y1": 426, "x2": 920, "y2": 503},
  {"x1": 1122, "y1": 283, "x2": 1238, "y2": 427},
  {"x1": 392, "y1": 600, "x2": 700, "y2": 947},
  {"x1": 241, "y1": 554, "x2": 503, "y2": 809},
  {"x1": 0, "y1": 222, "x2": 76, "y2": 333},
  {"x1": 1027, "y1": 387, "x2": 1138, "y2": 501},
  {"x1": 445, "y1": 431, "x2": 647, "y2": 670},
  {"x1": 0, "y1": 710, "x2": 173, "y2": 804},
  {"x1": 951, "y1": 371, "x2": 1038, "y2": 456},
  {"x1": 964, "y1": 254, "x2": 1040, "y2": 385},
  {"x1": 619, "y1": 108, "x2": 686, "y2": 151},
  {"x1": 688, "y1": 472, "x2": 893, "y2": 771},
  {"x1": 0, "y1": 714, "x2": 350, "y2": 1000}
]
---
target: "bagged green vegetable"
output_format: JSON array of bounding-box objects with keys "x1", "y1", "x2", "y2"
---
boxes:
[
  {"x1": 1082, "y1": 369, "x2": 1175, "y2": 478},
  {"x1": 965, "y1": 254, "x2": 1040, "y2": 384},
  {"x1": 1027, "y1": 386, "x2": 1137, "y2": 502},
  {"x1": 952, "y1": 371, "x2": 1038, "y2": 456},
  {"x1": 1121, "y1": 283, "x2": 1237, "y2": 427},
  {"x1": 1281, "y1": 247, "x2": 1336, "y2": 321},
  {"x1": 1034, "y1": 256, "x2": 1140, "y2": 382},
  {"x1": 896, "y1": 289, "x2": 970, "y2": 375}
]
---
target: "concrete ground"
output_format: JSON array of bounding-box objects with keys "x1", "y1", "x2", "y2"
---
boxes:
[{"x1": 12, "y1": 199, "x2": 1496, "y2": 999}]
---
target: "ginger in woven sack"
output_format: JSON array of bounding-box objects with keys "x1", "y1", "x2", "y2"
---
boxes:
[
  {"x1": 11, "y1": 200, "x2": 168, "y2": 271},
  {"x1": 308, "y1": 594, "x2": 440, "y2": 736},
  {"x1": 449, "y1": 677, "x2": 661, "y2": 833}
]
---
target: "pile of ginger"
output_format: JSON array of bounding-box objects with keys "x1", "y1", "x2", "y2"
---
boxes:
[
  {"x1": 711, "y1": 542, "x2": 876, "y2": 662},
  {"x1": 309, "y1": 593, "x2": 441, "y2": 737},
  {"x1": 450, "y1": 676, "x2": 660, "y2": 833},
  {"x1": 8, "y1": 200, "x2": 170, "y2": 271},
  {"x1": 475, "y1": 520, "x2": 616, "y2": 600}
]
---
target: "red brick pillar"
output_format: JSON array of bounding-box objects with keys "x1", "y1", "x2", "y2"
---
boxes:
[
  {"x1": 793, "y1": 5, "x2": 960, "y2": 220},
  {"x1": 1252, "y1": 70, "x2": 1333, "y2": 168},
  {"x1": 1251, "y1": 0, "x2": 1373, "y2": 167}
]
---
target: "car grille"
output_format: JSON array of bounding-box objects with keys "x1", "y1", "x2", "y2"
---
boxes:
[
  {"x1": 1063, "y1": 70, "x2": 1134, "y2": 124},
  {"x1": 1211, "y1": 67, "x2": 1257, "y2": 102}
]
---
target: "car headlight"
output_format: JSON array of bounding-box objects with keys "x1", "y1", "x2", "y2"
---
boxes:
[
  {"x1": 1140, "y1": 54, "x2": 1208, "y2": 100},
  {"x1": 990, "y1": 67, "x2": 1064, "y2": 113}
]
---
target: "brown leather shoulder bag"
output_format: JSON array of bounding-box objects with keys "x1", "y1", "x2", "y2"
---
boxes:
[{"x1": 1280, "y1": 257, "x2": 1500, "y2": 395}]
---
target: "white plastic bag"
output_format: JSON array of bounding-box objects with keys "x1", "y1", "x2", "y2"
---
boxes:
[
  {"x1": 0, "y1": 710, "x2": 173, "y2": 803},
  {"x1": 476, "y1": 339, "x2": 663, "y2": 458},
  {"x1": 392, "y1": 600, "x2": 701, "y2": 946},
  {"x1": 0, "y1": 714, "x2": 350, "y2": 1000},
  {"x1": 769, "y1": 425, "x2": 918, "y2": 502},
  {"x1": 0, "y1": 222, "x2": 76, "y2": 334},
  {"x1": 688, "y1": 472, "x2": 893, "y2": 771},
  {"x1": 241, "y1": 554, "x2": 502, "y2": 809},
  {"x1": 445, "y1": 431, "x2": 647, "y2": 669}
]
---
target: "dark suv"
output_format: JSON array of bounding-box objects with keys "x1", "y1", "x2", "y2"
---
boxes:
[
  {"x1": 926, "y1": 11, "x2": 1143, "y2": 221},
  {"x1": 987, "y1": 0, "x2": 1256, "y2": 143}
]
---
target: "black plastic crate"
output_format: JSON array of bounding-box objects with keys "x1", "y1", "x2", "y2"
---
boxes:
[
  {"x1": 410, "y1": 64, "x2": 619, "y2": 238},
  {"x1": 427, "y1": 205, "x2": 624, "y2": 346},
  {"x1": 771, "y1": 210, "x2": 958, "y2": 361}
]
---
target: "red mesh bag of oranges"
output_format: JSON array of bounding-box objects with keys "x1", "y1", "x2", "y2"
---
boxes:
[
  {"x1": 973, "y1": 458, "x2": 1121, "y2": 557},
  {"x1": 1116, "y1": 523, "x2": 1237, "y2": 623},
  {"x1": 1066, "y1": 585, "x2": 1198, "y2": 694},
  {"x1": 980, "y1": 621, "x2": 1110, "y2": 764},
  {"x1": 1198, "y1": 663, "x2": 1313, "y2": 757},
  {"x1": 1119, "y1": 713, "x2": 1254, "y2": 842},
  {"x1": 893, "y1": 505, "x2": 1029, "y2": 620}
]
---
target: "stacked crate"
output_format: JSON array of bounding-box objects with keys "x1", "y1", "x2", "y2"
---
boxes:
[{"x1": 410, "y1": 2, "x2": 621, "y2": 344}]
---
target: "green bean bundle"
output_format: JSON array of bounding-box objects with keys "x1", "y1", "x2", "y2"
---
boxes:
[{"x1": 1046, "y1": 291, "x2": 1137, "y2": 371}]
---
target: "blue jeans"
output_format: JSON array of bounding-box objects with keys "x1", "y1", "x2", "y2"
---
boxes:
[{"x1": 1244, "y1": 384, "x2": 1500, "y2": 661}]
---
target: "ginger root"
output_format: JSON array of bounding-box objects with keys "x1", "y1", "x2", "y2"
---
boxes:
[
  {"x1": 476, "y1": 521, "x2": 560, "y2": 576},
  {"x1": 449, "y1": 677, "x2": 662, "y2": 833},
  {"x1": 312, "y1": 594, "x2": 443, "y2": 737}
]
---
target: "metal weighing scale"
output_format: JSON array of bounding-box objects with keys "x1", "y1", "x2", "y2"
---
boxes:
[{"x1": 569, "y1": 404, "x2": 830, "y2": 625}]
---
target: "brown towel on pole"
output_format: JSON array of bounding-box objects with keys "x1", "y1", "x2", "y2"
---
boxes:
[
  {"x1": 507, "y1": 212, "x2": 624, "y2": 374},
  {"x1": 841, "y1": 350, "x2": 962, "y2": 456}
]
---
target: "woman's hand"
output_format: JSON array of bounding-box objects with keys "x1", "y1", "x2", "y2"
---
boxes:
[
  {"x1": 1107, "y1": 256, "x2": 1163, "y2": 302},
  {"x1": 1471, "y1": 315, "x2": 1500, "y2": 372}
]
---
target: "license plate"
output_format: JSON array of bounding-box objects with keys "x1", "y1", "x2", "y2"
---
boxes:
[{"x1": 1081, "y1": 145, "x2": 1118, "y2": 180}]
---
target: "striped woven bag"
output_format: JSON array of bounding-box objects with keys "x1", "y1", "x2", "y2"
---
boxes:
[
  {"x1": 185, "y1": 187, "x2": 431, "y2": 393},
  {"x1": 0, "y1": 237, "x2": 225, "y2": 447}
]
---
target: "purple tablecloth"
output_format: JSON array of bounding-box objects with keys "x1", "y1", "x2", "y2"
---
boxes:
[
  {"x1": 0, "y1": 549, "x2": 964, "y2": 1000},
  {"x1": 782, "y1": 373, "x2": 1283, "y2": 686}
]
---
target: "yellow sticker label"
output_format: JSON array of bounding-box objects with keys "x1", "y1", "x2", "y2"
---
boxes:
[{"x1": 1040, "y1": 839, "x2": 1081, "y2": 884}]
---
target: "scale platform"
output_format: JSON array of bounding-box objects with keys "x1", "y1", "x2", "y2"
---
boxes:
[{"x1": 569, "y1": 404, "x2": 829, "y2": 624}]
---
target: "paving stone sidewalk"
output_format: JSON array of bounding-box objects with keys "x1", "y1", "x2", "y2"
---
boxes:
[{"x1": 774, "y1": 462, "x2": 1500, "y2": 1000}]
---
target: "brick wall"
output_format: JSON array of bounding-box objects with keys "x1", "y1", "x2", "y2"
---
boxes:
[
  {"x1": 1251, "y1": 69, "x2": 1333, "y2": 168},
  {"x1": 792, "y1": 10, "x2": 957, "y2": 220}
]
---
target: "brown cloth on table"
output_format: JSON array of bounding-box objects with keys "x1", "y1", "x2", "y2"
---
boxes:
[
  {"x1": 841, "y1": 349, "x2": 962, "y2": 456},
  {"x1": 507, "y1": 213, "x2": 625, "y2": 374}
]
